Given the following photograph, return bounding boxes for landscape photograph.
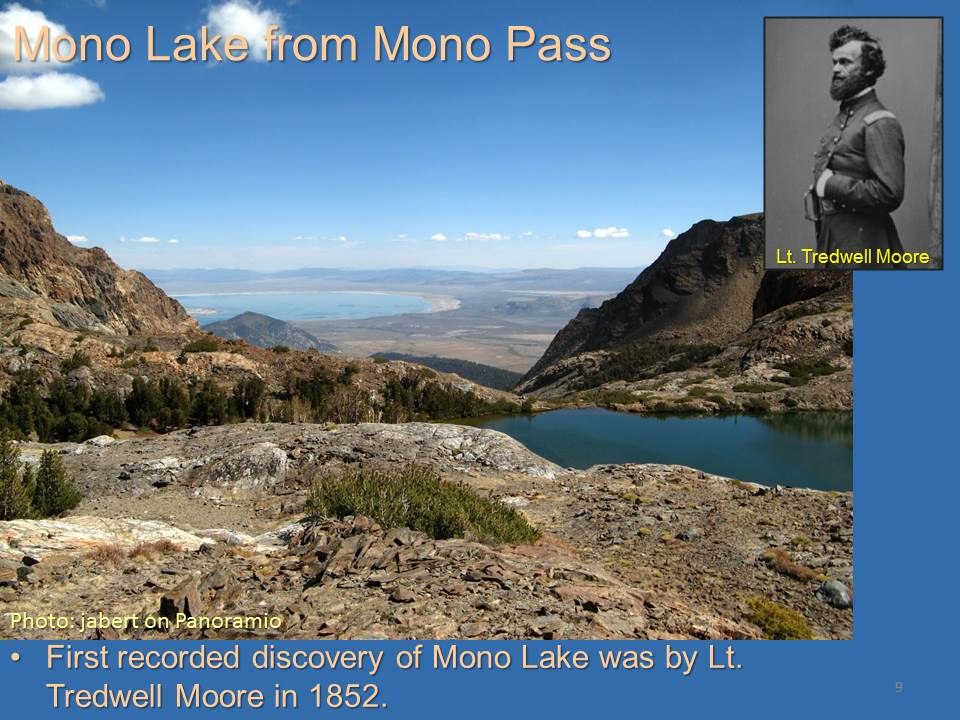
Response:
[1,1,852,641]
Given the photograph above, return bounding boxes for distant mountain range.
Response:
[205,312,337,352]
[143,266,644,295]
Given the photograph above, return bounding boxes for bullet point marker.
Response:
[10,652,20,662]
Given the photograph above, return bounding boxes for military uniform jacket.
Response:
[813,88,905,253]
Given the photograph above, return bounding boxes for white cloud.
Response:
[661,228,676,238]
[167,238,180,244]
[593,226,629,239]
[0,72,104,110]
[0,5,106,110]
[207,1,283,62]
[66,235,89,244]
[464,231,509,242]
[430,233,447,242]
[576,226,630,239]
[0,3,69,73]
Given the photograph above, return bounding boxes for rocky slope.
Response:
[206,312,337,352]
[520,214,766,388]
[517,214,852,411]
[1,424,852,640]
[0,181,197,337]
[0,182,516,421]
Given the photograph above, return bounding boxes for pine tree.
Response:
[32,449,82,517]
[0,437,34,520]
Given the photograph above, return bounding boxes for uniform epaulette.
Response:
[864,110,896,125]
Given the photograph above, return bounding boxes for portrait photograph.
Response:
[764,17,943,270]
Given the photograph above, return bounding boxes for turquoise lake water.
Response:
[462,408,852,491]
[173,291,433,325]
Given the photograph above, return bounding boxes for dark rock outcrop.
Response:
[518,213,853,397]
[752,270,852,320]
[520,215,765,389]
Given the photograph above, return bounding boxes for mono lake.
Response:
[462,408,852,491]
[173,291,433,325]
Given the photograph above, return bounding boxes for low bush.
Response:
[61,351,92,372]
[309,465,540,544]
[129,539,178,559]
[87,544,125,567]
[732,383,782,394]
[772,360,841,387]
[761,548,819,582]
[745,596,812,639]
[182,337,220,353]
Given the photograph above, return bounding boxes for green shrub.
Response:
[572,342,722,391]
[191,379,229,425]
[270,345,291,354]
[232,376,266,420]
[770,359,842,390]
[742,397,771,413]
[732,383,782,394]
[745,596,812,640]
[337,364,359,385]
[182,337,220,353]
[705,394,736,412]
[309,465,540,544]
[61,350,92,372]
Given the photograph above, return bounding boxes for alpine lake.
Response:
[459,408,852,491]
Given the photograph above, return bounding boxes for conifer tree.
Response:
[32,449,82,517]
[0,437,34,520]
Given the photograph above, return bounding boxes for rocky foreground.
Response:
[0,423,852,640]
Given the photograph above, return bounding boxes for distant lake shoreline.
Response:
[173,290,458,325]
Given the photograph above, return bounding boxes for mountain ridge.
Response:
[0,181,197,337]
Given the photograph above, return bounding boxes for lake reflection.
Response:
[461,408,852,491]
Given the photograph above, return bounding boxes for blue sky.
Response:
[0,0,904,270]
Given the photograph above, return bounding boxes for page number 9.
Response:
[895,682,904,693]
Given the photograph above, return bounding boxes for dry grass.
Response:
[86,544,125,567]
[762,548,819,582]
[128,539,178,559]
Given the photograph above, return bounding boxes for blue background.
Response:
[1,0,956,716]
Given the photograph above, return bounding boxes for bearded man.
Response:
[810,25,905,256]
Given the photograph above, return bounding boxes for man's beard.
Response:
[830,67,873,102]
